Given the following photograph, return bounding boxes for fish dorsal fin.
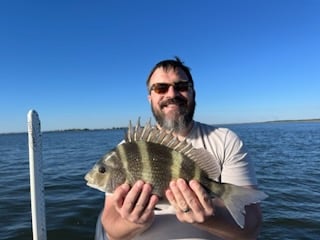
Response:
[125,119,221,180]
[125,120,133,142]
[185,147,221,180]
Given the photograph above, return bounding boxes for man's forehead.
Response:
[151,66,189,80]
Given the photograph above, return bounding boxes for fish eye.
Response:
[98,166,106,173]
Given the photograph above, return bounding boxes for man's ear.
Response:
[147,95,151,104]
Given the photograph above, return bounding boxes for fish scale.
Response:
[141,141,175,195]
[85,120,268,228]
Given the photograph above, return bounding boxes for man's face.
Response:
[148,66,195,133]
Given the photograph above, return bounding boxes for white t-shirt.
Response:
[95,122,257,240]
[187,122,257,186]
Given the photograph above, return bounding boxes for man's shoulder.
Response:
[191,121,241,145]
[194,121,232,135]
[194,121,215,130]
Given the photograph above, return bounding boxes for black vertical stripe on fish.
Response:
[117,142,143,182]
[136,141,153,183]
[145,141,173,196]
[179,155,196,181]
[85,119,268,229]
[199,169,213,194]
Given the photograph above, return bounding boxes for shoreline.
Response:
[1,118,320,135]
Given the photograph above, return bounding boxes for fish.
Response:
[85,119,268,228]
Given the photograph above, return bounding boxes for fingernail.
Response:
[177,178,186,186]
[189,179,197,187]
[121,183,130,191]
[170,181,176,188]
[136,180,144,187]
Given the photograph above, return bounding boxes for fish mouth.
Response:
[86,182,106,192]
[84,173,90,181]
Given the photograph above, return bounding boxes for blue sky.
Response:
[1,0,319,133]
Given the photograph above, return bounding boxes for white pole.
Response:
[28,110,47,240]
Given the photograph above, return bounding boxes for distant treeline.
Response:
[46,126,127,133]
[263,119,320,123]
[2,119,320,135]
[48,119,320,133]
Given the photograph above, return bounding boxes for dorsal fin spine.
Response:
[125,119,221,181]
[173,141,184,150]
[127,120,133,142]
[134,118,141,141]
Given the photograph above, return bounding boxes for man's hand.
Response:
[165,178,214,223]
[112,180,159,225]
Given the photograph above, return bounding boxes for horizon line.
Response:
[1,118,320,135]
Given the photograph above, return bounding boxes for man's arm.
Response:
[166,179,263,240]
[101,181,159,240]
[196,199,262,240]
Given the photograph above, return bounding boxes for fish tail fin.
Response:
[217,183,268,228]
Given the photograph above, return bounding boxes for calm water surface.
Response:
[1,122,319,239]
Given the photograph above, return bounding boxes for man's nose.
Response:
[165,85,180,97]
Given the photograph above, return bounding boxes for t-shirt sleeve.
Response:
[220,129,257,186]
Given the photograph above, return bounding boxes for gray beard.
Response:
[151,101,195,134]
[161,114,188,133]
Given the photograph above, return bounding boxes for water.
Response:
[1,122,319,239]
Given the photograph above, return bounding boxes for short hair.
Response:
[146,56,194,88]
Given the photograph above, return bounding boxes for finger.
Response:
[113,183,130,209]
[169,179,189,212]
[122,180,144,213]
[165,188,177,207]
[132,183,153,215]
[129,183,159,224]
[189,180,214,215]
[176,179,202,213]
[165,183,182,212]
[138,194,159,223]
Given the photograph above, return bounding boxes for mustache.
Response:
[160,97,187,108]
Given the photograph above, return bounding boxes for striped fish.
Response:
[84,120,267,228]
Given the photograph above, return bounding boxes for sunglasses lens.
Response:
[153,83,170,94]
[175,82,190,92]
[150,82,192,94]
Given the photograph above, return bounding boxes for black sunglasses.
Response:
[149,81,193,94]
